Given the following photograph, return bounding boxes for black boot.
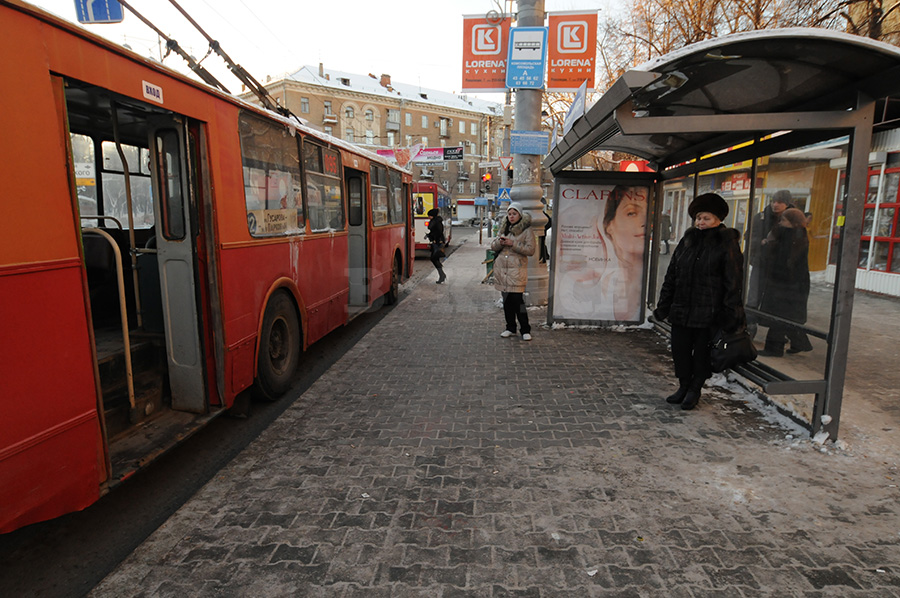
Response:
[665,379,691,404]
[436,268,446,284]
[681,387,702,410]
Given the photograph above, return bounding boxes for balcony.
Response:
[323,114,338,125]
[385,121,400,132]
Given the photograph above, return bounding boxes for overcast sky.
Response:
[28,0,611,101]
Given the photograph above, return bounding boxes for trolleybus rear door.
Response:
[148,117,206,412]
[347,169,368,307]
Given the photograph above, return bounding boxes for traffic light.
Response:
[481,172,492,193]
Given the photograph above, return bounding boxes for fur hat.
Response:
[688,193,729,221]
[772,189,792,205]
[427,208,440,217]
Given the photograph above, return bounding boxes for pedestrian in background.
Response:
[746,190,793,336]
[491,202,536,340]
[426,208,446,284]
[539,200,551,263]
[759,207,813,356]
[659,210,672,254]
[653,193,745,410]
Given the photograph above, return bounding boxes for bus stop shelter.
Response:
[544,28,900,440]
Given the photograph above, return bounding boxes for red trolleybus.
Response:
[0,0,413,533]
[412,181,452,257]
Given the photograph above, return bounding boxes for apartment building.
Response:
[250,64,504,207]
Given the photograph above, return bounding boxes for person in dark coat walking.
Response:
[759,208,813,356]
[653,193,745,410]
[426,208,446,284]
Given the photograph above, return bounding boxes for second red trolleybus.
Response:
[0,0,413,533]
[412,181,453,257]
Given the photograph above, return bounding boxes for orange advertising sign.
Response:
[547,11,597,92]
[462,15,511,92]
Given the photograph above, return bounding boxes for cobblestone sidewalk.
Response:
[90,232,900,598]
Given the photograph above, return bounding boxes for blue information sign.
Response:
[511,130,550,155]
[74,0,124,24]
[505,27,548,89]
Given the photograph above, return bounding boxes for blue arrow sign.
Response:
[75,0,124,23]
[505,27,548,89]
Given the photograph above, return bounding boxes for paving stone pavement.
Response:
[90,230,900,598]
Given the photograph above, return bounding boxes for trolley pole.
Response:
[511,0,548,306]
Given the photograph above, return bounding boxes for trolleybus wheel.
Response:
[385,256,400,305]
[256,291,300,400]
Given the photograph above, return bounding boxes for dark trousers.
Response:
[765,324,812,354]
[430,244,443,271]
[670,324,713,389]
[502,292,530,334]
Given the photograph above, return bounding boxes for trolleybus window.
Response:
[303,142,345,232]
[239,112,304,237]
[348,176,364,226]
[99,139,153,228]
[389,170,404,224]
[155,130,186,240]
[71,133,99,225]
[371,164,389,226]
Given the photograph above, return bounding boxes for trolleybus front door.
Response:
[148,118,206,412]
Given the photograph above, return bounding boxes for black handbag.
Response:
[709,328,758,373]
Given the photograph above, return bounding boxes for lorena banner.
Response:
[546,11,598,92]
[461,15,512,92]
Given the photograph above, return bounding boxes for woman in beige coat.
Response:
[490,202,536,340]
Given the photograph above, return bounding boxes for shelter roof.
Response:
[545,28,900,174]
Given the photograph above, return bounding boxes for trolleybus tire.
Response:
[255,291,300,401]
[385,255,401,305]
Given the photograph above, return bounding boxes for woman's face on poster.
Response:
[605,187,647,257]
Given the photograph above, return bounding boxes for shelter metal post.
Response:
[819,94,876,440]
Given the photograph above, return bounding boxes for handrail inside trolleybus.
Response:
[80,215,124,229]
[82,228,136,415]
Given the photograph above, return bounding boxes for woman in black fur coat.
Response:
[653,193,745,410]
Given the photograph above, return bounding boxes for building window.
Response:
[365,109,374,121]
[405,135,413,146]
[457,182,465,193]
[366,130,375,145]
[405,112,412,126]
[459,120,465,134]
[443,162,449,171]
[470,182,477,194]
[387,109,400,123]
[324,126,333,135]
[324,101,333,115]
[300,97,310,113]
[471,123,477,135]
[440,118,449,137]
[422,136,428,146]
[422,115,428,128]
[387,132,396,146]
[345,106,354,119]
[345,130,354,143]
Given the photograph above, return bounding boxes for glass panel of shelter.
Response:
[656,137,848,388]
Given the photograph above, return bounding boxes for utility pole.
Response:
[511,0,548,306]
